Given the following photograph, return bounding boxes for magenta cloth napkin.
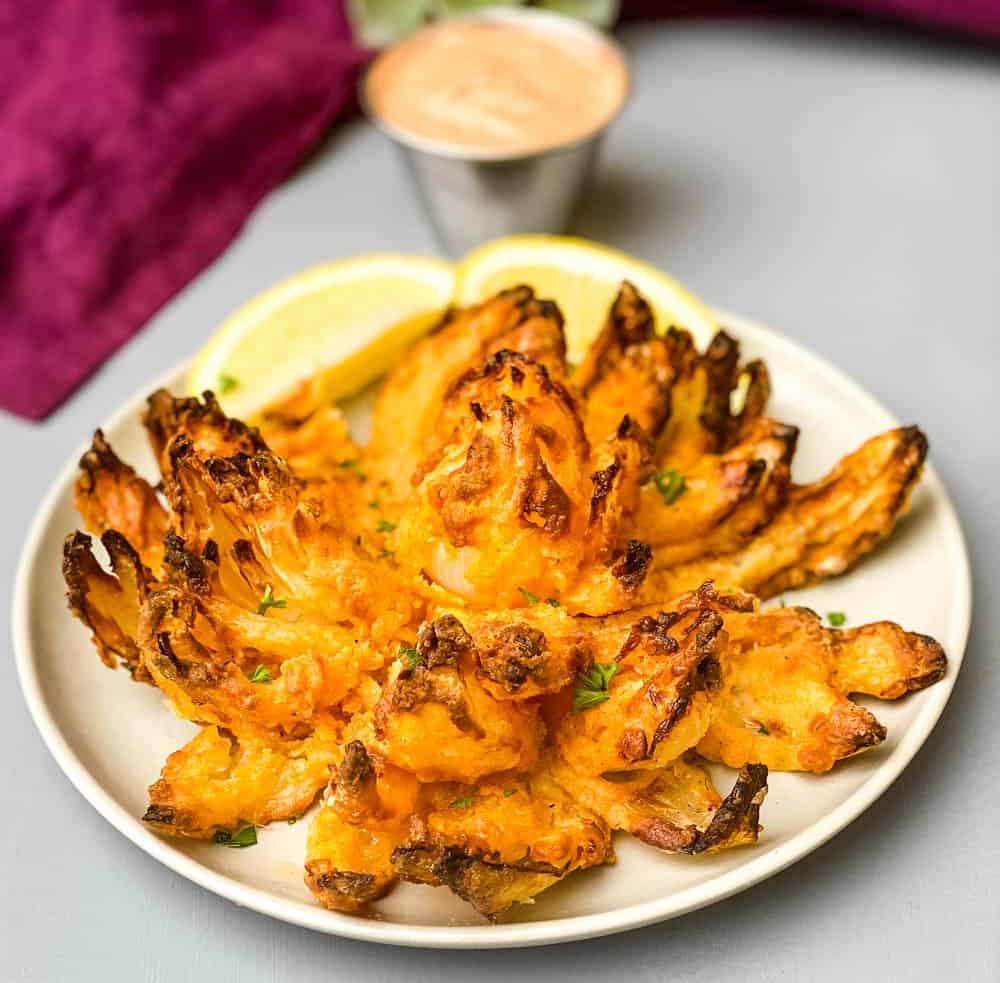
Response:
[0,0,367,420]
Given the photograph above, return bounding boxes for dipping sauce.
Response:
[364,18,629,158]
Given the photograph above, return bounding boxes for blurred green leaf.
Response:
[537,0,620,28]
[432,0,528,15]
[348,0,432,46]
[349,0,620,46]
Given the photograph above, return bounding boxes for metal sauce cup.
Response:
[360,8,631,256]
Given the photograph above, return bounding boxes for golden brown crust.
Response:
[63,529,152,679]
[694,605,932,773]
[391,773,613,918]
[74,430,168,572]
[143,723,339,838]
[60,280,949,921]
[550,755,767,855]
[305,746,419,913]
[640,425,928,603]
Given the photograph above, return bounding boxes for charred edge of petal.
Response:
[699,330,741,443]
[162,532,211,593]
[478,624,548,692]
[611,540,652,592]
[141,804,176,826]
[589,458,622,525]
[686,763,769,854]
[77,429,130,490]
[609,281,656,347]
[308,864,382,906]
[519,456,572,537]
[416,615,474,669]
[338,741,375,794]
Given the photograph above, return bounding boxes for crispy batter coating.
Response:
[398,350,651,614]
[63,529,152,679]
[696,605,945,772]
[575,282,675,444]
[367,286,567,499]
[550,584,752,776]
[639,426,928,602]
[550,754,767,854]
[61,280,949,920]
[392,770,613,918]
[74,430,168,572]
[370,616,542,782]
[247,375,363,483]
[305,742,419,913]
[143,723,340,838]
[154,399,419,639]
[634,416,797,565]
[138,582,383,737]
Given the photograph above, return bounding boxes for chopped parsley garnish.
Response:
[572,662,621,712]
[449,794,474,809]
[652,468,686,505]
[827,611,847,627]
[779,596,786,608]
[518,586,540,606]
[400,645,422,669]
[214,825,257,848]
[257,585,287,615]
[376,519,397,534]
[757,723,770,736]
[247,664,272,684]
[337,459,366,481]
[377,548,395,560]
[367,499,380,510]
[287,816,298,825]
[545,597,560,607]
[503,788,518,798]
[217,373,239,395]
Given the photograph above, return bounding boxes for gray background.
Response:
[3,19,998,982]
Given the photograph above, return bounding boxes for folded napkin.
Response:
[0,0,367,420]
[2,1,995,421]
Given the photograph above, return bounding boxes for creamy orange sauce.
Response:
[365,19,629,156]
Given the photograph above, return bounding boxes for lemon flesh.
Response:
[187,255,455,419]
[455,235,719,362]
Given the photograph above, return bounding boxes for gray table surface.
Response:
[3,19,998,983]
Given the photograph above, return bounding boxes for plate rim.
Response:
[12,308,973,949]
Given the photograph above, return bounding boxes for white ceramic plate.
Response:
[13,309,971,948]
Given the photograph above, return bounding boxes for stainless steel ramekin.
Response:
[360,7,631,256]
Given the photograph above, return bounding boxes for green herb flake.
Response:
[257,584,287,616]
[400,645,422,670]
[827,611,847,627]
[449,794,474,809]
[503,788,518,798]
[367,499,381,510]
[214,825,257,848]
[572,661,621,713]
[518,586,540,606]
[779,596,786,608]
[247,664,272,684]
[377,548,396,560]
[652,468,686,506]
[545,597,560,607]
[376,519,397,534]
[337,459,366,481]
[217,373,239,395]
[287,816,298,826]
[757,723,770,736]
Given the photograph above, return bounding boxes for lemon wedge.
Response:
[455,235,719,362]
[187,255,455,418]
